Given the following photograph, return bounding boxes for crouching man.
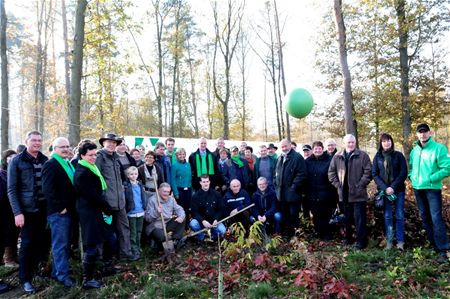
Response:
[145,183,185,249]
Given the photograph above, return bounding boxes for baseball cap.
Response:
[416,123,430,132]
[302,144,312,151]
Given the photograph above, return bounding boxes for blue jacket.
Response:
[123,181,147,213]
[155,155,172,185]
[223,189,251,214]
[251,187,278,218]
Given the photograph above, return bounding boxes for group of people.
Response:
[0,122,449,294]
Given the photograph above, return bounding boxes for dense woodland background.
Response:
[0,0,449,157]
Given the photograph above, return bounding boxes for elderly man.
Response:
[274,139,307,237]
[190,175,226,240]
[189,137,219,191]
[145,183,185,249]
[42,137,77,288]
[409,123,450,262]
[223,179,251,228]
[328,134,372,250]
[267,143,278,160]
[96,133,135,260]
[115,141,136,179]
[213,137,229,163]
[8,131,49,293]
[325,138,338,157]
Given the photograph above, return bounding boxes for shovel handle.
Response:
[153,176,170,242]
[186,203,255,238]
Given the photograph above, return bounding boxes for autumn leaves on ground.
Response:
[1,185,449,298]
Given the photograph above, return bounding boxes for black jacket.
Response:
[223,188,251,215]
[372,150,407,193]
[7,150,48,215]
[118,152,137,182]
[274,149,307,202]
[189,149,220,190]
[305,153,335,202]
[191,188,224,223]
[74,163,110,246]
[42,157,77,215]
[251,187,278,218]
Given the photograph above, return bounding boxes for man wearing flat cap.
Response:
[96,133,136,260]
[409,123,450,263]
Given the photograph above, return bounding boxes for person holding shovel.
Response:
[145,183,185,251]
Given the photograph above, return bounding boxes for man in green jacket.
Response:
[409,123,450,262]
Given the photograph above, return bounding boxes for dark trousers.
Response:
[150,218,186,242]
[177,187,192,214]
[310,200,334,239]
[112,208,132,257]
[343,201,367,247]
[19,210,50,283]
[279,201,300,237]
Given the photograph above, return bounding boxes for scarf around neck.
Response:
[52,152,75,184]
[382,148,394,184]
[195,152,214,177]
[231,155,244,167]
[78,159,107,190]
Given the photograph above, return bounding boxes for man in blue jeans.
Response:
[409,123,450,263]
[190,175,226,240]
[42,137,77,287]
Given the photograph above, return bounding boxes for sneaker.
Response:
[386,242,393,250]
[396,242,404,251]
[0,282,11,294]
[22,281,36,294]
[82,279,104,289]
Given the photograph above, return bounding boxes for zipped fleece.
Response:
[409,137,450,190]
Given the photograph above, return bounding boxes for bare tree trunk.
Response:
[187,41,199,136]
[273,0,290,140]
[61,0,71,128]
[211,0,244,140]
[0,0,9,151]
[395,0,412,159]
[68,0,87,146]
[263,76,268,141]
[333,0,357,141]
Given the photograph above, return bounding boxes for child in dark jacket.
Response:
[124,166,146,258]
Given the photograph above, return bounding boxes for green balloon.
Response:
[285,88,314,119]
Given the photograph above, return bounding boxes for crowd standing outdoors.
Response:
[0,123,449,294]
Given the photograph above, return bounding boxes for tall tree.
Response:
[61,0,71,128]
[333,0,358,140]
[212,0,244,139]
[69,0,87,146]
[0,0,8,151]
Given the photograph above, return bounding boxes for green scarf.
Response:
[52,153,75,184]
[382,148,394,184]
[195,153,215,177]
[78,159,107,190]
[231,155,244,167]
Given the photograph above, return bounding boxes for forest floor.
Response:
[1,183,449,299]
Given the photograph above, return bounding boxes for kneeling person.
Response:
[223,179,251,229]
[190,175,226,240]
[251,177,281,234]
[145,183,185,248]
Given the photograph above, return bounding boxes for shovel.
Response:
[153,177,175,254]
[180,203,255,243]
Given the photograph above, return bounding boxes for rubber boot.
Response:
[82,256,104,289]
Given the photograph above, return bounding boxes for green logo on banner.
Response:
[135,137,144,146]
[150,137,159,146]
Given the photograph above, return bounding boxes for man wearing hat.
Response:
[267,143,278,160]
[409,123,450,262]
[302,144,312,159]
[96,133,135,260]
